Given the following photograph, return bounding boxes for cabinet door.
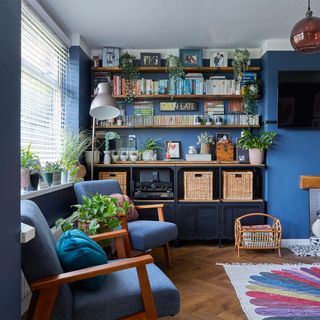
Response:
[177,204,219,240]
[221,203,265,240]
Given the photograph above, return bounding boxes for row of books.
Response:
[96,114,259,127]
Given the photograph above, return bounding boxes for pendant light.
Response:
[290,0,320,53]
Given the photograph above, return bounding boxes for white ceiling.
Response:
[38,0,317,51]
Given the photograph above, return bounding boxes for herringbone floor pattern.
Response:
[151,242,319,320]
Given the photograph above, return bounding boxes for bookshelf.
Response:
[112,94,243,100]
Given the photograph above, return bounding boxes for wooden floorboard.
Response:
[150,242,319,320]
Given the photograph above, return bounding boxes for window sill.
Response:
[21,183,73,200]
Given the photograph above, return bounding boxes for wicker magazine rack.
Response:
[234,213,282,257]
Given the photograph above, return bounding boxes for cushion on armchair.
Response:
[56,229,108,290]
[111,193,139,221]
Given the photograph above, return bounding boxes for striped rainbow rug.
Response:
[220,263,320,320]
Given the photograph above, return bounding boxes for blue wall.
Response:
[0,0,21,318]
[262,51,320,239]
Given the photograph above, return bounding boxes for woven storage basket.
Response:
[99,171,127,195]
[223,170,253,200]
[184,171,213,200]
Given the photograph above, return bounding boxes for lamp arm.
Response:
[91,117,96,180]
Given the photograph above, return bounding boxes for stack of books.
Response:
[205,76,239,95]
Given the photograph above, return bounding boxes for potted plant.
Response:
[104,131,120,164]
[129,150,138,162]
[85,135,104,165]
[242,80,261,119]
[141,138,163,161]
[233,49,250,81]
[197,132,215,154]
[236,129,277,164]
[52,161,62,185]
[166,55,184,96]
[21,144,39,191]
[120,51,139,104]
[29,159,41,191]
[42,162,55,187]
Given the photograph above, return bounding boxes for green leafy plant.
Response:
[21,143,39,169]
[197,132,215,145]
[165,55,185,80]
[233,49,250,81]
[120,51,139,104]
[236,129,277,151]
[105,131,120,151]
[242,80,261,116]
[43,161,56,173]
[55,193,132,235]
[141,138,163,152]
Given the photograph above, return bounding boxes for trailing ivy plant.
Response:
[236,129,277,151]
[165,55,185,80]
[119,51,139,104]
[233,49,250,81]
[242,79,261,118]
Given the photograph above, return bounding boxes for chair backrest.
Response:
[21,200,73,319]
[74,180,123,203]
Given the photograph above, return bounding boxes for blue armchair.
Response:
[21,200,180,319]
[74,180,178,266]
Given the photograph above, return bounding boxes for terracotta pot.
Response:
[200,143,211,154]
[21,168,31,191]
[249,149,264,164]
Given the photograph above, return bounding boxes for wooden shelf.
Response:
[221,199,264,203]
[92,66,261,74]
[112,94,243,101]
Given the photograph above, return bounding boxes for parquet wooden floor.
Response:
[151,242,319,320]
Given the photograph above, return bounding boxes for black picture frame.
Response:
[165,141,181,159]
[140,53,161,67]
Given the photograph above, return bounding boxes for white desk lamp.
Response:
[89,82,120,179]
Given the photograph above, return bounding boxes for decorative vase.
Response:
[85,151,100,164]
[312,212,320,238]
[104,151,111,164]
[61,171,68,184]
[142,150,154,161]
[21,168,31,191]
[200,143,211,154]
[249,149,264,164]
[52,172,61,185]
[29,172,39,191]
[42,172,53,187]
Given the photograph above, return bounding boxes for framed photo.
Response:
[210,51,228,67]
[179,49,203,67]
[140,53,161,67]
[216,133,230,142]
[102,47,120,67]
[166,141,181,159]
[236,138,249,163]
[160,102,198,112]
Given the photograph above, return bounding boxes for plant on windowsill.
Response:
[233,48,250,81]
[42,161,56,187]
[51,161,63,185]
[197,132,215,154]
[236,129,277,164]
[21,143,39,191]
[140,138,163,161]
[119,51,139,104]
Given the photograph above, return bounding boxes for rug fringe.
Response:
[216,262,320,266]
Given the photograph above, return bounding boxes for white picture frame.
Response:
[210,51,228,67]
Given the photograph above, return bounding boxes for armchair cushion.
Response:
[128,220,178,251]
[72,262,180,320]
[57,229,108,290]
[111,193,139,221]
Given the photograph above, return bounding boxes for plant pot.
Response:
[21,168,31,191]
[249,148,264,164]
[103,151,111,164]
[129,154,138,161]
[85,151,100,164]
[29,173,39,191]
[200,143,211,154]
[52,172,61,185]
[61,171,68,184]
[142,150,155,161]
[42,172,53,186]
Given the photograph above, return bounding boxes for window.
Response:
[21,1,70,164]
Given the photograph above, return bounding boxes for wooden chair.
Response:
[21,200,180,320]
[74,180,178,267]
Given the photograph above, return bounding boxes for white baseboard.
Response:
[281,239,310,248]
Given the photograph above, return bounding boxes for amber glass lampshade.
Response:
[290,6,320,53]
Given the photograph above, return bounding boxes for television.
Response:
[278,71,320,128]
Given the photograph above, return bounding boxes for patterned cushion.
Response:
[111,193,139,221]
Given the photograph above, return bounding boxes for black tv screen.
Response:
[278,71,320,128]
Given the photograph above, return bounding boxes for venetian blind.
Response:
[21,1,70,164]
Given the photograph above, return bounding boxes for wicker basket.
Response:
[234,213,282,257]
[99,171,127,195]
[223,170,253,200]
[184,171,213,200]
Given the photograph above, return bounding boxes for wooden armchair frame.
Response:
[118,204,172,267]
[28,229,157,320]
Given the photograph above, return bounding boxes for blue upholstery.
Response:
[73,263,180,320]
[128,220,178,251]
[21,200,73,320]
[21,200,180,319]
[74,180,179,252]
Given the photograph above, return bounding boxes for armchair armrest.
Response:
[135,204,165,222]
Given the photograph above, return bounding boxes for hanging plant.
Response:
[119,51,139,104]
[233,49,250,81]
[165,55,185,80]
[242,80,261,118]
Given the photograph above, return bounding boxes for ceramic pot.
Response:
[142,150,154,161]
[61,171,68,184]
[52,172,61,185]
[200,143,211,154]
[29,172,39,191]
[130,154,138,161]
[249,149,264,164]
[312,212,320,238]
[111,154,119,163]
[21,168,31,191]
[85,151,100,164]
[104,151,111,164]
[42,172,53,186]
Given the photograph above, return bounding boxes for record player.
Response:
[134,170,174,200]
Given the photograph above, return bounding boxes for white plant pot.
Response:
[249,149,264,164]
[312,218,320,238]
[61,171,68,184]
[142,150,155,161]
[130,154,138,161]
[103,151,111,164]
[85,151,100,164]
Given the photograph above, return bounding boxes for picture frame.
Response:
[216,133,230,142]
[102,47,120,67]
[236,138,249,163]
[210,51,228,67]
[166,141,181,159]
[179,49,203,67]
[140,52,161,67]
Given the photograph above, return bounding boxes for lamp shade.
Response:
[89,82,120,120]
